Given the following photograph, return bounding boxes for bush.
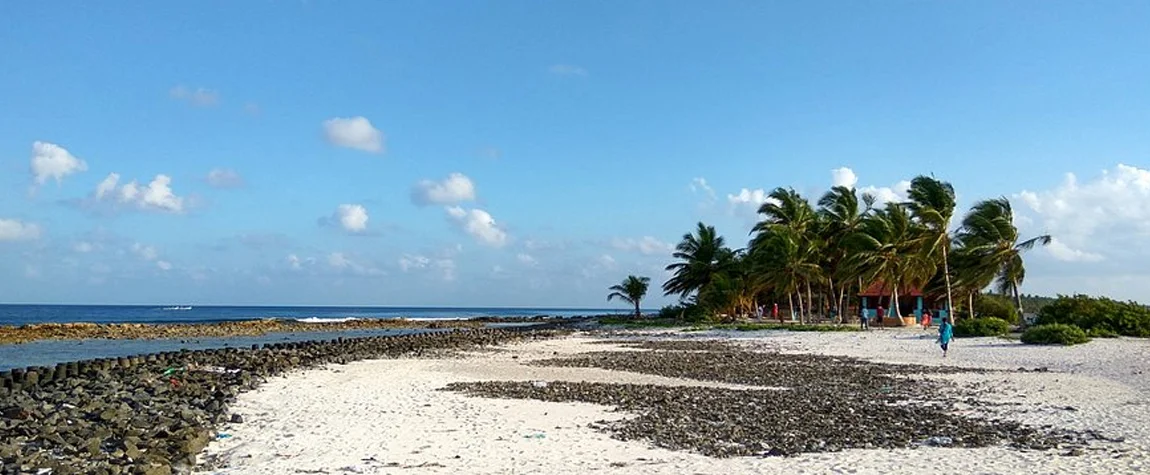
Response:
[657,303,708,323]
[974,294,1019,324]
[1086,327,1119,338]
[953,317,1011,337]
[685,323,859,333]
[1036,294,1150,337]
[1021,323,1091,346]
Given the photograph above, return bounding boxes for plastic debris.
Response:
[217,433,233,440]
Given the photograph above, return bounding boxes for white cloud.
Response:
[95,173,119,199]
[549,64,588,77]
[1016,164,1150,263]
[155,260,173,271]
[326,204,369,233]
[860,180,911,206]
[327,252,385,276]
[131,243,159,261]
[398,253,456,281]
[0,219,42,241]
[689,177,716,201]
[581,254,618,279]
[830,167,859,189]
[522,239,565,252]
[445,206,508,247]
[398,254,430,272]
[727,188,775,217]
[411,173,477,206]
[323,116,384,153]
[611,236,674,256]
[170,85,219,107]
[205,168,244,188]
[328,252,352,268]
[286,254,316,271]
[1045,239,1104,263]
[30,141,88,186]
[72,241,95,253]
[517,253,538,266]
[94,173,185,213]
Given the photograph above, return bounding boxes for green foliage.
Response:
[1086,327,1119,338]
[597,317,686,328]
[656,302,708,323]
[1035,294,1150,337]
[663,222,738,299]
[974,294,1019,323]
[607,275,651,318]
[687,323,860,333]
[1019,294,1057,314]
[953,317,1011,337]
[1021,323,1090,346]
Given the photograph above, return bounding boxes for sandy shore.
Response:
[198,330,1150,474]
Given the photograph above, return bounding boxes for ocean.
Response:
[0,304,630,326]
[0,304,636,371]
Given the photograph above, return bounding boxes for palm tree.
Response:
[846,202,935,322]
[695,254,763,321]
[817,185,870,321]
[663,222,737,299]
[946,243,998,320]
[752,188,821,320]
[753,227,823,323]
[607,275,651,318]
[955,197,1051,320]
[753,187,817,236]
[906,176,957,317]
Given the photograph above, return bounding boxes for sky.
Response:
[1,1,1149,308]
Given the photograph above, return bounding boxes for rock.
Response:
[0,327,566,473]
[926,436,953,447]
[229,414,244,424]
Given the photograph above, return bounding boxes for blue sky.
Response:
[2,1,1149,308]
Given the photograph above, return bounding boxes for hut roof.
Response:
[858,281,923,297]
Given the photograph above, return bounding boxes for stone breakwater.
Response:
[0,326,568,475]
[0,318,489,345]
[446,339,1108,457]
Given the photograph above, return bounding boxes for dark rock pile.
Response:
[0,327,566,474]
[0,318,489,345]
[445,340,1098,457]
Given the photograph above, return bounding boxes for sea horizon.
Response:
[0,303,649,327]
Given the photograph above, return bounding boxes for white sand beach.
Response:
[198,330,1150,474]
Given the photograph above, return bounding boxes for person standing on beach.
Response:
[937,318,954,357]
[922,310,932,329]
[859,306,869,330]
[772,303,780,323]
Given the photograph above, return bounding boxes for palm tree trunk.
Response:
[942,245,954,321]
[968,291,975,320]
[634,300,641,319]
[1012,280,1025,323]
[806,281,815,320]
[799,288,807,324]
[892,287,902,320]
[787,293,795,323]
[795,290,803,324]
